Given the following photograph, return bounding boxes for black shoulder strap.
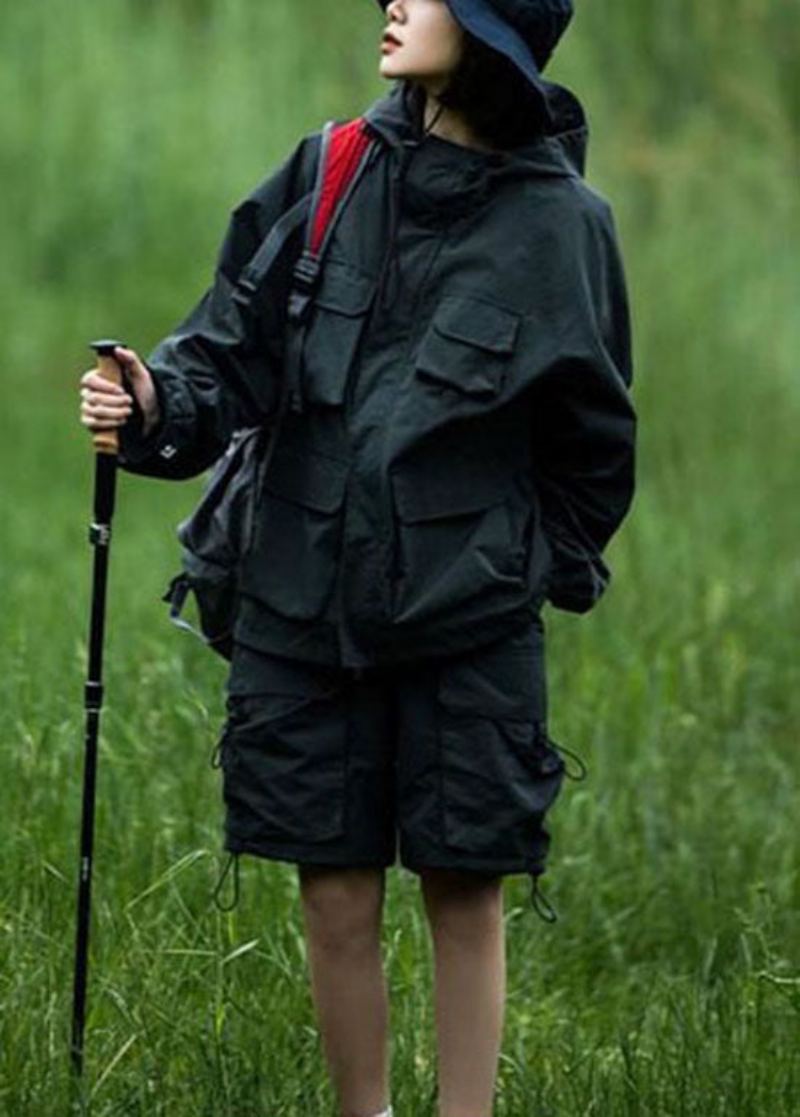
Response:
[230,191,312,312]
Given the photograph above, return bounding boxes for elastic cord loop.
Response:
[212,852,241,912]
[550,739,589,782]
[529,873,558,923]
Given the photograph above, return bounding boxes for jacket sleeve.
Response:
[530,196,637,613]
[117,132,321,481]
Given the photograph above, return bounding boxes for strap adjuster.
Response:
[292,249,321,291]
[287,250,321,326]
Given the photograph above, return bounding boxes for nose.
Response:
[385,0,405,22]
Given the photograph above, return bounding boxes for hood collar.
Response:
[362,79,590,311]
[363,78,590,180]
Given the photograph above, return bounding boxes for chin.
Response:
[379,60,409,80]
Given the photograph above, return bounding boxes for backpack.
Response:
[160,117,378,660]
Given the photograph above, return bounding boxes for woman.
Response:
[78,1,635,1115]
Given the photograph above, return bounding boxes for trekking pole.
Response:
[70,339,126,1095]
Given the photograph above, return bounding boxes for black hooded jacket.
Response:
[118,79,636,669]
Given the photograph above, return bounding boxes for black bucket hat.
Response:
[375,0,574,103]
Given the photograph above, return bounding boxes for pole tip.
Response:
[89,338,126,357]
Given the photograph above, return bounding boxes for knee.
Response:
[298,865,385,951]
[419,868,504,941]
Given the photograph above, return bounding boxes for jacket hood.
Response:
[361,79,590,309]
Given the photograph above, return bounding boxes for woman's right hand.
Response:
[79,345,161,438]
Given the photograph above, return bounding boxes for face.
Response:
[379,0,465,95]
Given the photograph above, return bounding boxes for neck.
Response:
[422,90,497,153]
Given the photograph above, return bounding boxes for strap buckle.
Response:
[287,250,321,324]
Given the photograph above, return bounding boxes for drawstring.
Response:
[212,851,241,912]
[376,145,413,311]
[549,737,589,782]
[210,726,227,769]
[529,872,558,923]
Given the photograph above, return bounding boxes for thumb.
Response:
[113,345,148,379]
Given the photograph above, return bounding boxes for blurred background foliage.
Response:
[1,1,799,1113]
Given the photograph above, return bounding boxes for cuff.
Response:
[542,519,611,614]
[117,366,176,467]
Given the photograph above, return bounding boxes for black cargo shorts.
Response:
[210,614,572,919]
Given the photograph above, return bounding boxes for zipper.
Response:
[381,236,446,618]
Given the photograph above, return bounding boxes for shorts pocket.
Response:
[435,625,564,863]
[438,718,565,860]
[414,296,520,401]
[241,448,349,622]
[301,258,375,406]
[219,685,348,844]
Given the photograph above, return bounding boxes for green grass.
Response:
[1,1,799,1114]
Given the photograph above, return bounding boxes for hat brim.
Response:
[374,0,550,105]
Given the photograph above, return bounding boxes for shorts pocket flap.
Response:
[313,259,375,316]
[263,449,349,514]
[391,458,511,523]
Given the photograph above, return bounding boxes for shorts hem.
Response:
[225,836,394,870]
[400,854,537,877]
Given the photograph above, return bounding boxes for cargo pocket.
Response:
[414,295,521,402]
[301,258,376,407]
[241,447,349,622]
[388,456,525,623]
[435,624,565,865]
[219,684,348,845]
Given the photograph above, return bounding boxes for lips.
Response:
[382,31,402,46]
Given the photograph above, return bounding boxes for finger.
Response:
[84,410,133,426]
[80,392,131,410]
[82,386,133,403]
[82,371,128,395]
[81,385,133,405]
[81,415,124,431]
[82,407,129,425]
[82,401,133,420]
[113,346,139,370]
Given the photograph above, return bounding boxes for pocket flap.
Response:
[391,457,512,522]
[313,259,375,317]
[415,297,521,398]
[263,449,349,514]
[431,297,520,353]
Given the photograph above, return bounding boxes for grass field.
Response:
[1,1,799,1114]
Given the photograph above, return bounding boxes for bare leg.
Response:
[297,865,391,1117]
[420,868,505,1117]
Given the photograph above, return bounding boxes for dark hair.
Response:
[402,31,550,150]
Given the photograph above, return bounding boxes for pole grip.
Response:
[89,339,126,456]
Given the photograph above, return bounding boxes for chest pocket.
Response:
[301,258,376,407]
[415,296,521,400]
